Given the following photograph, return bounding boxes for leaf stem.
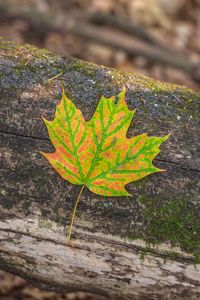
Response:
[68,184,85,241]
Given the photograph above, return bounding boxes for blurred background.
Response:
[0,1,200,300]
[0,0,200,89]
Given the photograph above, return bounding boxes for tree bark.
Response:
[0,38,200,299]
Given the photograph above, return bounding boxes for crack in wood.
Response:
[0,131,199,173]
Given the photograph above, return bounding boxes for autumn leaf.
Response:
[41,87,169,241]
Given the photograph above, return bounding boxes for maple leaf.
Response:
[41,87,169,241]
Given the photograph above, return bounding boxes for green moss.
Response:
[136,196,200,262]
[0,38,53,60]
[38,218,53,229]
[0,39,58,81]
[21,199,32,215]
[106,68,174,92]
[145,78,179,92]
[71,59,99,78]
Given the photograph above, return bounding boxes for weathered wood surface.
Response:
[0,39,200,299]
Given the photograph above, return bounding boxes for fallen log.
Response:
[0,38,200,300]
